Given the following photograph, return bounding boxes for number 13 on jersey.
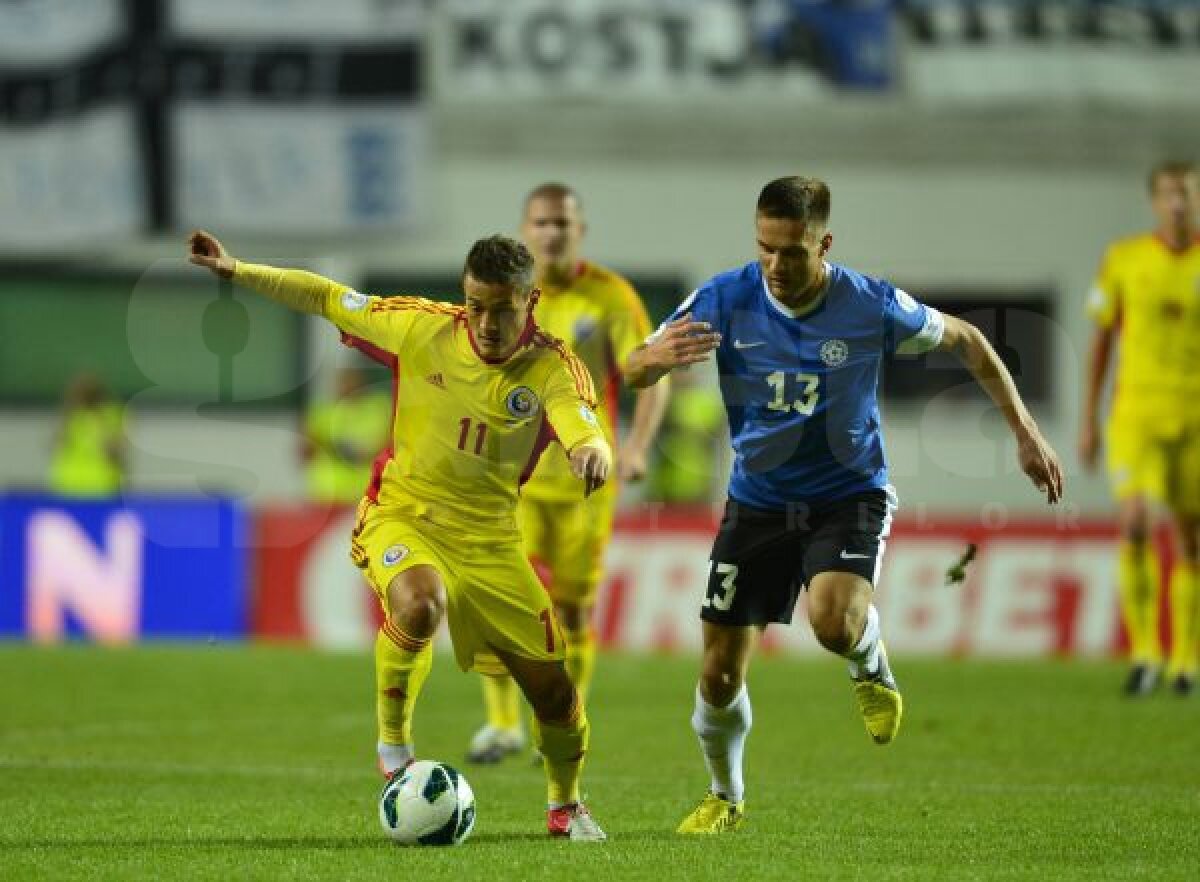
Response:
[766,371,820,416]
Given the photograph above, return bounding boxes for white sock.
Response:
[377,741,414,775]
[691,684,752,803]
[846,604,881,680]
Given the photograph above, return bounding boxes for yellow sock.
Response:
[564,626,597,705]
[534,697,589,806]
[1168,563,1197,677]
[1118,540,1162,665]
[376,621,433,747]
[481,674,522,731]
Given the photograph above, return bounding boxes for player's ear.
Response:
[527,286,541,308]
[819,232,833,255]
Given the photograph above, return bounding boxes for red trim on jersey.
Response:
[464,313,538,365]
[340,332,399,503]
[603,338,620,436]
[1152,230,1200,255]
[518,413,559,489]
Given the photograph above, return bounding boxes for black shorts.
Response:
[700,487,896,627]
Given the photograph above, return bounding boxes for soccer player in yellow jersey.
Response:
[1081,160,1200,697]
[187,230,611,840]
[467,183,669,764]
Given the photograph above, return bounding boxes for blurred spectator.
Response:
[649,366,726,505]
[303,364,391,503]
[48,373,128,497]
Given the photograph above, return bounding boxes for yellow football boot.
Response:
[676,792,745,834]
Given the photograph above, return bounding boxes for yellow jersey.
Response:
[48,403,125,497]
[304,391,392,503]
[522,261,652,501]
[233,262,604,535]
[1087,233,1200,426]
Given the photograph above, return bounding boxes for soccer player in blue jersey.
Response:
[624,176,1064,833]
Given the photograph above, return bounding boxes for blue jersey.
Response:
[657,260,944,509]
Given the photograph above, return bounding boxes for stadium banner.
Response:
[436,0,895,99]
[900,0,1200,105]
[251,505,1136,657]
[0,107,146,248]
[0,494,250,643]
[171,105,429,234]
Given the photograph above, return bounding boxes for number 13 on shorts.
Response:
[704,562,739,611]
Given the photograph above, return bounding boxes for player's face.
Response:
[755,214,831,301]
[1150,172,1200,232]
[521,196,585,274]
[463,273,533,360]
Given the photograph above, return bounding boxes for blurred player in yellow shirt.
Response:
[1080,161,1200,697]
[188,230,611,840]
[468,184,669,763]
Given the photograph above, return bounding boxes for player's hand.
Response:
[570,440,611,497]
[643,314,721,372]
[616,446,649,483]
[187,230,236,279]
[1017,427,1064,504]
[1077,422,1101,473]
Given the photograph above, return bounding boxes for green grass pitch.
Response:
[1,644,1196,881]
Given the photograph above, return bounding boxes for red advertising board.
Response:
[252,505,1171,657]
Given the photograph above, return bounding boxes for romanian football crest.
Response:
[505,386,540,419]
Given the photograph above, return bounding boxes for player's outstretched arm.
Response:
[187,229,340,316]
[937,315,1064,504]
[617,380,669,482]
[1078,324,1115,473]
[623,314,721,388]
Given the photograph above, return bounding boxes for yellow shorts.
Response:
[516,488,615,607]
[1106,417,1200,515]
[350,500,566,675]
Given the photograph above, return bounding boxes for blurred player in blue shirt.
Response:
[625,176,1063,834]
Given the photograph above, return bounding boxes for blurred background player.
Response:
[188,229,612,841]
[302,363,391,504]
[467,183,669,764]
[1080,160,1200,697]
[48,373,128,498]
[626,176,1063,833]
[648,365,727,506]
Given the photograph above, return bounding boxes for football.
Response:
[378,761,476,846]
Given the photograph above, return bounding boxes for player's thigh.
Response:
[1163,430,1200,528]
[546,490,615,614]
[454,542,566,672]
[703,501,807,628]
[806,571,873,640]
[351,501,452,623]
[1106,421,1166,514]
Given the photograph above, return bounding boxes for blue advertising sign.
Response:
[0,494,249,642]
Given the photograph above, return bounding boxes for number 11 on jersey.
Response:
[457,417,487,455]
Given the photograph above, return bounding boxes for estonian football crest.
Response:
[820,339,849,367]
[505,386,540,419]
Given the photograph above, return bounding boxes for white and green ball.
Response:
[379,761,476,846]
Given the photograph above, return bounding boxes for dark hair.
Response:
[1148,160,1197,192]
[524,181,582,211]
[756,176,831,226]
[463,234,536,292]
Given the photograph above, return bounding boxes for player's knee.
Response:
[1119,501,1151,543]
[810,606,860,655]
[529,671,577,723]
[700,652,742,707]
[387,575,445,637]
[555,602,587,633]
